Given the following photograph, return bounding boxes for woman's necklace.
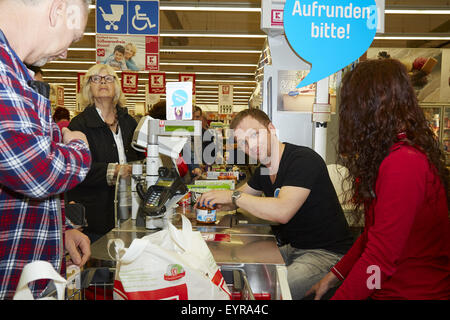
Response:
[105,112,118,133]
[104,111,117,125]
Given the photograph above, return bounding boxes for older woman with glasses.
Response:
[67,64,144,243]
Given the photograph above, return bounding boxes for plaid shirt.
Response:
[0,30,91,299]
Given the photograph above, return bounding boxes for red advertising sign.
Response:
[178,73,196,95]
[121,72,139,94]
[77,73,86,93]
[56,86,64,106]
[149,72,166,94]
[271,9,284,26]
[145,36,159,54]
[145,36,160,71]
[146,53,159,71]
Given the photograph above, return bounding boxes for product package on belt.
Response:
[108,215,231,300]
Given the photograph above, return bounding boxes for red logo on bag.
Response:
[164,264,186,281]
[114,280,188,300]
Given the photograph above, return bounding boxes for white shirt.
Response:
[95,107,126,164]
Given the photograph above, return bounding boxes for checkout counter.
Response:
[86,175,292,300]
[80,116,291,300]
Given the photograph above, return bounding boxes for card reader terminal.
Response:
[135,167,188,226]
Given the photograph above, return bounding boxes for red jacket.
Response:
[331,142,450,300]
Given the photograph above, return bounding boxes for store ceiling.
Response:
[42,0,450,112]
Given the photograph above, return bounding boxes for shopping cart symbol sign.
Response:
[96,0,128,34]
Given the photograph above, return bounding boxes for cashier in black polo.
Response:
[196,108,353,300]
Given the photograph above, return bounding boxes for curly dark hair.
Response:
[338,58,449,213]
[148,101,166,120]
[53,106,70,122]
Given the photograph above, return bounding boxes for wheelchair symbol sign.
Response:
[128,0,159,35]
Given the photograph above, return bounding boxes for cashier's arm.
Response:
[198,184,310,224]
[237,185,310,224]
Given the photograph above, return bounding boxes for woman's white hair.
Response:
[79,64,127,110]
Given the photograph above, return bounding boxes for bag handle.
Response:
[109,216,196,263]
[13,261,67,300]
[108,238,151,263]
[107,238,127,261]
[167,215,195,252]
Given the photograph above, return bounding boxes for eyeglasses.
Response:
[89,75,115,83]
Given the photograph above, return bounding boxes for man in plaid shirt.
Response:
[0,0,92,299]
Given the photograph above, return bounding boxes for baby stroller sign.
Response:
[96,0,159,35]
[97,1,128,34]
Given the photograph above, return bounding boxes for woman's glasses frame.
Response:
[89,75,115,84]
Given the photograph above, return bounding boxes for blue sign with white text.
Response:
[128,0,160,35]
[284,0,378,88]
[96,0,128,34]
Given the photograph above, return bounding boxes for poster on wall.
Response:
[166,82,193,120]
[367,48,443,102]
[96,35,159,71]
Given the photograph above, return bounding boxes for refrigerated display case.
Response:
[420,103,450,165]
[442,105,450,165]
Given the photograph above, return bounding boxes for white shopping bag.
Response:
[109,215,231,300]
[13,261,67,300]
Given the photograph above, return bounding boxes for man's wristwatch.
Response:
[231,191,242,207]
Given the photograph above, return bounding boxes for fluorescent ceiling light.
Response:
[156,71,255,76]
[196,79,256,83]
[161,62,257,67]
[196,86,255,90]
[160,33,266,38]
[43,69,254,76]
[160,5,260,12]
[385,8,450,15]
[89,4,448,15]
[374,34,450,40]
[68,48,96,52]
[44,76,77,80]
[196,104,248,106]
[43,69,88,73]
[89,4,260,12]
[197,90,252,94]
[82,32,265,38]
[47,61,95,65]
[160,49,261,54]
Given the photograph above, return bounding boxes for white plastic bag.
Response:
[110,215,231,300]
[13,261,67,300]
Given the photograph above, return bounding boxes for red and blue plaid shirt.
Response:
[0,30,91,299]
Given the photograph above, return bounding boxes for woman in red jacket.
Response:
[307,58,450,300]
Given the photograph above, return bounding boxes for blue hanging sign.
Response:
[283,0,378,88]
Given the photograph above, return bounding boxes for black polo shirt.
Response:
[247,143,353,255]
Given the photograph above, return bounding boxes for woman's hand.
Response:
[305,271,340,300]
[114,164,132,178]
